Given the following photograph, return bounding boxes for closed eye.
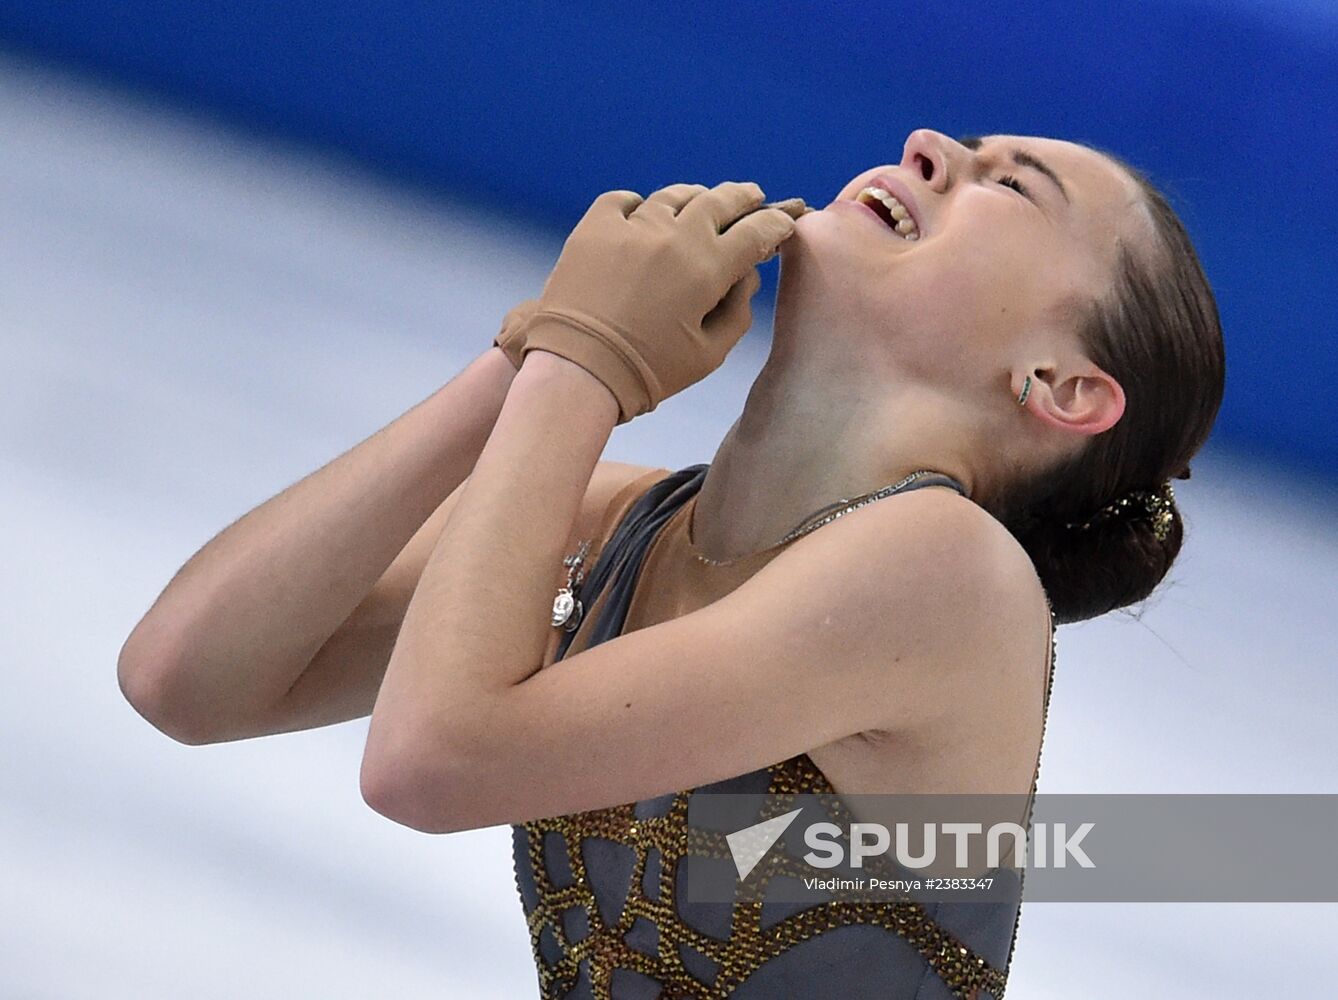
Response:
[998,174,1032,200]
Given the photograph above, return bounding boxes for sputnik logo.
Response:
[726,808,805,880]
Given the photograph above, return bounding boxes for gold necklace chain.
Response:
[693,469,950,566]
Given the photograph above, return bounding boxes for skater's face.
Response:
[776,129,1155,390]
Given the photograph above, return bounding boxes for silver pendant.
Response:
[551,539,590,631]
[551,587,583,631]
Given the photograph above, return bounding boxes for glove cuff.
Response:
[494,299,543,371]
[495,335,529,372]
[519,308,662,424]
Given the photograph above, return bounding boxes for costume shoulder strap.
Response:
[600,467,675,541]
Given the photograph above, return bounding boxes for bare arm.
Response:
[361,349,620,800]
[357,351,1042,834]
[190,457,660,744]
[118,345,520,745]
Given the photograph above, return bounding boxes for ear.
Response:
[1016,360,1125,437]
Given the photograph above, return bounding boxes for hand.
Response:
[516,181,798,424]
[493,298,541,371]
[492,200,810,373]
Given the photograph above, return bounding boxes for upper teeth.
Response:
[856,186,920,240]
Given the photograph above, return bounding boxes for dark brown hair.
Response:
[982,143,1227,625]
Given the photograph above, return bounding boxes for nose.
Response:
[900,129,956,194]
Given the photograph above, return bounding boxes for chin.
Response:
[777,214,841,266]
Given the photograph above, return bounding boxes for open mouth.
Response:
[865,196,902,232]
[854,186,921,241]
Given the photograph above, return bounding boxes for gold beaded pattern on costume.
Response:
[513,594,1057,1000]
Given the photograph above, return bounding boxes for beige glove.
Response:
[515,183,803,423]
[492,199,810,374]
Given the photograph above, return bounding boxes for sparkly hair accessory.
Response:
[1063,479,1177,542]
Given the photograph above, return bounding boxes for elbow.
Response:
[360,749,480,835]
[360,756,447,834]
[117,627,212,747]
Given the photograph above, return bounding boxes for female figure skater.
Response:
[119,129,1225,998]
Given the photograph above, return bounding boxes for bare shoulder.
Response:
[900,484,1048,605]
[583,460,670,516]
[881,484,1050,670]
[755,483,1051,731]
[807,482,1046,611]
[572,461,674,545]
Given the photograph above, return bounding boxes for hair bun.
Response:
[1015,500,1183,625]
[1062,480,1178,543]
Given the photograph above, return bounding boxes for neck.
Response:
[691,342,981,563]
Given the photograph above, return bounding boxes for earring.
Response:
[1016,374,1033,407]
